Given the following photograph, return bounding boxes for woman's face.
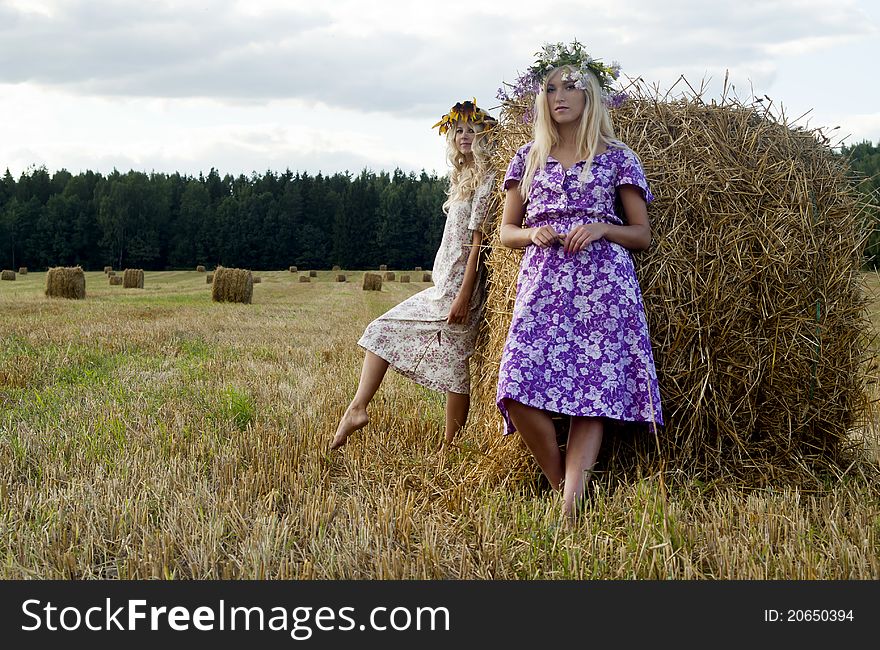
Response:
[454,121,476,155]
[546,68,587,125]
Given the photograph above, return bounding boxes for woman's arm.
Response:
[447,229,483,324]
[499,181,561,249]
[562,185,652,254]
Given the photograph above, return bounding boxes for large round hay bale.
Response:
[253,276,262,284]
[309,270,317,278]
[469,79,872,485]
[45,266,85,299]
[332,265,341,271]
[400,274,410,283]
[379,264,388,271]
[336,274,346,282]
[107,270,116,277]
[384,271,396,281]
[17,267,27,275]
[363,272,383,291]
[1,270,15,281]
[122,268,144,289]
[109,276,123,286]
[103,266,112,274]
[299,275,310,283]
[289,266,298,273]
[211,266,253,303]
[196,265,206,272]
[415,266,422,271]
[422,272,432,282]
[206,273,214,284]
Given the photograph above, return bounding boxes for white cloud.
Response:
[0,0,878,176]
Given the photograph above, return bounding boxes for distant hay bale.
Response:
[336,274,346,282]
[103,266,112,274]
[299,275,310,283]
[415,266,422,271]
[309,270,317,278]
[45,266,85,299]
[196,265,206,272]
[468,78,873,486]
[211,266,253,304]
[379,264,388,271]
[253,276,262,284]
[1,270,15,281]
[122,269,144,289]
[289,266,298,273]
[18,267,27,275]
[206,273,214,284]
[107,270,116,277]
[384,272,396,281]
[332,265,341,271]
[400,274,410,283]
[363,272,383,291]
[422,272,432,282]
[109,276,122,286]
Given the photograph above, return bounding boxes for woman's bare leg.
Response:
[445,391,470,444]
[562,416,604,520]
[330,350,389,450]
[505,399,564,489]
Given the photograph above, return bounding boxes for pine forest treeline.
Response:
[1,141,878,272]
[0,167,448,272]
[842,141,880,268]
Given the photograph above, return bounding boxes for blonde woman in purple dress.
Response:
[496,43,663,520]
[331,100,497,451]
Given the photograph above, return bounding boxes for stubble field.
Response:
[1,270,878,579]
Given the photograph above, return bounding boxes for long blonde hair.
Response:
[443,121,494,213]
[520,65,622,201]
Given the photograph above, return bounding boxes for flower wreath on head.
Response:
[433,98,498,136]
[497,40,626,109]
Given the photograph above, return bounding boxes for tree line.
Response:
[0,167,448,272]
[1,141,878,272]
[841,141,880,268]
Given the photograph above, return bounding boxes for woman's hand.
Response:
[563,223,609,254]
[529,225,563,248]
[447,292,470,324]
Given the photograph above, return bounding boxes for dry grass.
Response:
[0,270,877,578]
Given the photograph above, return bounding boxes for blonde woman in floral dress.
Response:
[497,42,663,520]
[330,100,497,450]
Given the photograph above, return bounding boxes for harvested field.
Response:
[0,269,876,578]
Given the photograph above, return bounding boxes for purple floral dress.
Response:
[496,142,663,435]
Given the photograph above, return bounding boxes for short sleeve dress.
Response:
[495,143,663,435]
[358,172,495,394]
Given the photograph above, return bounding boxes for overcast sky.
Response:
[1,0,877,179]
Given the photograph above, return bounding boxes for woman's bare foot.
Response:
[330,405,369,450]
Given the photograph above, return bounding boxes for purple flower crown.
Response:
[497,40,627,115]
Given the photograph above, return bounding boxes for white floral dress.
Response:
[358,173,495,394]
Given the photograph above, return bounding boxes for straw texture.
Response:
[211,266,253,304]
[45,266,85,299]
